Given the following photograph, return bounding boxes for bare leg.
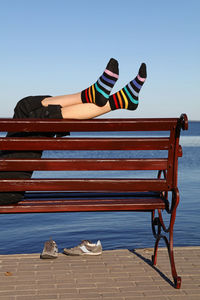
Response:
[42,93,82,108]
[61,102,111,119]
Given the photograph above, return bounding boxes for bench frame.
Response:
[0,114,188,288]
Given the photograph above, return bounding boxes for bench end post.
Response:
[179,113,188,131]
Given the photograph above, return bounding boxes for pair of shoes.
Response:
[40,239,102,258]
[40,239,58,259]
[63,240,102,256]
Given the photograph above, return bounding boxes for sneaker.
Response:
[40,239,58,259]
[63,240,102,256]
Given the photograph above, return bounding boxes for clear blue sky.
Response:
[1,0,200,120]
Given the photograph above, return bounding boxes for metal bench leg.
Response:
[151,188,181,289]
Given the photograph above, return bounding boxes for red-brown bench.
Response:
[0,114,188,288]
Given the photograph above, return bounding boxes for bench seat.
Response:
[0,192,166,213]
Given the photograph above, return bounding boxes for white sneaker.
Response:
[40,239,58,259]
[63,240,102,256]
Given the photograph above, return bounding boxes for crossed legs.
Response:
[40,60,147,119]
[42,93,111,119]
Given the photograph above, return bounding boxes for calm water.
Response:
[0,122,199,254]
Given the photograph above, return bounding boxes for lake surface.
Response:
[0,121,199,254]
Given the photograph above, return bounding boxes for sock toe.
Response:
[139,63,147,78]
[106,58,119,74]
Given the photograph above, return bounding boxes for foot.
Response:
[109,63,147,110]
[81,58,119,107]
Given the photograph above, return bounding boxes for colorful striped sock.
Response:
[81,58,119,107]
[109,63,147,111]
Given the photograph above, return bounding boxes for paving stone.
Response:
[166,296,200,300]
[135,280,159,286]
[0,290,37,296]
[76,283,97,288]
[15,284,37,290]
[55,283,77,288]
[60,293,101,299]
[38,287,77,295]
[131,297,168,300]
[100,281,135,288]
[0,297,16,300]
[75,278,96,284]
[144,289,187,296]
[102,297,124,300]
[124,297,145,300]
[35,295,59,300]
[115,291,144,297]
[16,296,39,300]
[37,283,57,290]
[78,287,119,294]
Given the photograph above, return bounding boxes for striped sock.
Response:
[81,58,119,107]
[109,63,147,111]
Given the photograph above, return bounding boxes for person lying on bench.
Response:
[0,59,147,205]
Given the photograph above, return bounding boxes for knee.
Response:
[14,96,30,111]
[14,96,31,117]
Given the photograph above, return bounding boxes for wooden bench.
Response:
[0,114,188,288]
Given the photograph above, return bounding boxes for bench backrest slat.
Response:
[0,118,180,132]
[0,158,168,171]
[0,137,170,151]
[0,178,168,192]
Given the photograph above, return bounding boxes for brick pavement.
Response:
[0,246,200,300]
